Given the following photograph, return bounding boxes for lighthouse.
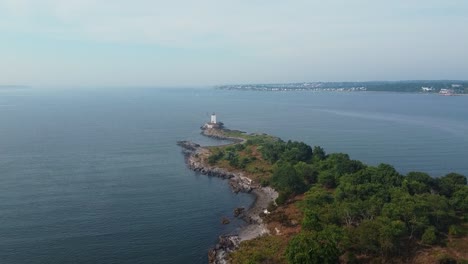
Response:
[210,113,217,124]
[203,113,223,129]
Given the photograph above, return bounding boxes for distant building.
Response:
[439,89,455,96]
[452,84,462,88]
[421,87,434,92]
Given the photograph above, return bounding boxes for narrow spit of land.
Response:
[178,127,279,264]
[178,126,468,264]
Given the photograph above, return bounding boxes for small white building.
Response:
[203,113,223,129]
[421,87,434,92]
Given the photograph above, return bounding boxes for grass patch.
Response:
[228,235,288,264]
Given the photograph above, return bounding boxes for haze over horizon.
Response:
[1,0,468,87]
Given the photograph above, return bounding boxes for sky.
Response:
[1,0,467,87]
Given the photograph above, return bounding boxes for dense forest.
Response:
[208,133,468,263]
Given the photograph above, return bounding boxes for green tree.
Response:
[437,173,467,197]
[372,164,403,187]
[286,226,343,264]
[421,226,437,245]
[294,161,318,185]
[404,171,434,195]
[450,186,468,216]
[281,141,313,163]
[382,189,429,239]
[312,146,326,162]
[318,170,337,188]
[349,217,406,257]
[228,155,239,167]
[270,162,307,195]
[259,141,285,163]
[208,150,224,165]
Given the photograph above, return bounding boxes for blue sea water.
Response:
[0,88,467,263]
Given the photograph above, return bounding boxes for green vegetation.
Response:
[207,130,467,263]
[285,225,343,264]
[229,236,287,264]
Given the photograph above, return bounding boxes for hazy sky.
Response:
[1,0,467,87]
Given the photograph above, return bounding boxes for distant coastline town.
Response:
[217,80,468,95]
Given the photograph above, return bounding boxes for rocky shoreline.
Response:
[177,128,278,264]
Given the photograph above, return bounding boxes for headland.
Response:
[178,116,468,264]
[178,126,278,264]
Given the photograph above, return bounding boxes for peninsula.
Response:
[178,117,468,264]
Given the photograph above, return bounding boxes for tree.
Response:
[294,161,318,185]
[208,150,224,165]
[302,186,334,208]
[313,146,326,162]
[450,186,468,216]
[318,170,337,189]
[404,171,434,195]
[302,209,322,231]
[349,217,406,257]
[437,173,467,197]
[270,162,307,195]
[281,141,313,163]
[286,226,343,264]
[372,164,403,187]
[258,141,284,163]
[382,188,429,239]
[421,226,437,245]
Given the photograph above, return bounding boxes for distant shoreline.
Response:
[216,88,468,96]
[216,80,468,94]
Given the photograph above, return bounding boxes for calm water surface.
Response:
[0,88,467,263]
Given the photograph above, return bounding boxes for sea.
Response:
[0,87,467,264]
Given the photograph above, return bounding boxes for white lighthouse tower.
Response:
[210,113,217,124]
[203,112,222,129]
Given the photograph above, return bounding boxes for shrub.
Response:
[421,226,437,245]
[448,225,464,237]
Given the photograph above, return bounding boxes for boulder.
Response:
[221,217,230,225]
[233,207,245,217]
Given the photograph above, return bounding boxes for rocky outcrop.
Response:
[178,140,253,193]
[233,207,245,217]
[221,217,230,225]
[177,141,201,156]
[208,235,240,264]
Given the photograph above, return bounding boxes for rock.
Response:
[221,217,230,225]
[229,178,252,193]
[176,141,201,155]
[241,215,258,224]
[208,249,217,263]
[233,207,245,217]
[208,235,240,264]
